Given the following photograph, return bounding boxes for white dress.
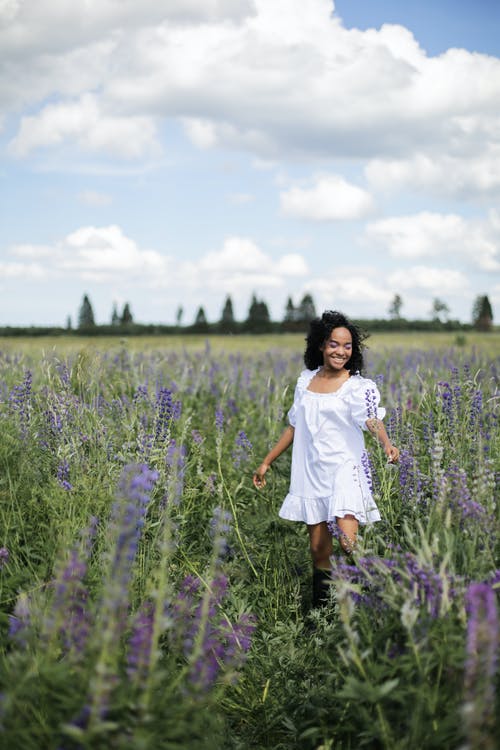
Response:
[279,368,385,525]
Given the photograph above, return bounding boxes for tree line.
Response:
[74,291,495,332]
[74,292,320,334]
[0,292,494,337]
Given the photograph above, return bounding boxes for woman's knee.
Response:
[336,515,358,554]
[309,538,330,558]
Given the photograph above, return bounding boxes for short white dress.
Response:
[279,368,385,525]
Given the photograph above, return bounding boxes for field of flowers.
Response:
[0,334,499,749]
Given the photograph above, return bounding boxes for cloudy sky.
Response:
[1,0,500,327]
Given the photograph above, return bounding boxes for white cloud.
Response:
[182,118,218,149]
[1,0,499,197]
[9,225,170,283]
[365,211,500,271]
[194,237,309,292]
[281,175,374,221]
[6,228,309,293]
[9,94,160,158]
[366,148,500,197]
[388,266,467,293]
[0,260,46,279]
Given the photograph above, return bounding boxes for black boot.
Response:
[312,567,331,608]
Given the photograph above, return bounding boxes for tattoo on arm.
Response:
[366,418,381,433]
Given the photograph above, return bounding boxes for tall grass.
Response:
[0,338,498,749]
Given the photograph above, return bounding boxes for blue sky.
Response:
[1,0,500,327]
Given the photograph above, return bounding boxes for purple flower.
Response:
[47,516,98,660]
[0,547,8,568]
[463,582,499,746]
[167,572,255,693]
[57,460,73,491]
[85,465,158,723]
[154,387,173,442]
[232,430,252,468]
[215,407,224,433]
[126,600,155,688]
[133,384,149,403]
[8,592,31,646]
[108,465,158,592]
[8,370,32,440]
[166,440,187,504]
[210,507,233,560]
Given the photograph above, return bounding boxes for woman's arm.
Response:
[365,418,400,463]
[253,425,295,488]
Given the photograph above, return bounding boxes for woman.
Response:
[253,310,399,607]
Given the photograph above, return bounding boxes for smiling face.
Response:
[320,326,353,372]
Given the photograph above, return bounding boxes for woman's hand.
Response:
[253,462,270,489]
[385,444,400,463]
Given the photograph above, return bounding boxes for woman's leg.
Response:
[307,522,333,569]
[307,522,333,607]
[336,514,358,554]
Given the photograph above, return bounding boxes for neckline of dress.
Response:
[305,369,355,396]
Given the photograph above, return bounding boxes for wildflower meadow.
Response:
[0,334,498,749]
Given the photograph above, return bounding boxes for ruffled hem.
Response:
[278,492,381,525]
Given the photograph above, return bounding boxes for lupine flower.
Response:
[205,473,217,494]
[126,600,155,689]
[8,370,32,440]
[215,406,224,433]
[57,460,73,491]
[166,440,187,505]
[47,516,98,660]
[133,384,149,403]
[470,388,483,428]
[168,572,255,693]
[154,387,173,443]
[8,592,31,646]
[210,507,233,561]
[0,547,8,568]
[438,381,454,427]
[446,463,491,526]
[191,429,204,445]
[107,464,158,598]
[330,551,454,622]
[85,464,158,724]
[462,582,499,749]
[232,431,252,468]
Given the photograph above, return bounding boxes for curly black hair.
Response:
[304,310,368,374]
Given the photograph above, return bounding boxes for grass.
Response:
[1,329,500,356]
[0,334,498,749]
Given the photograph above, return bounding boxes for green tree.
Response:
[77,294,95,329]
[111,303,120,326]
[176,306,184,327]
[219,295,237,333]
[297,293,316,323]
[431,298,450,323]
[194,306,209,332]
[283,296,296,323]
[245,294,271,333]
[121,303,133,325]
[472,295,493,331]
[221,295,235,324]
[388,294,403,320]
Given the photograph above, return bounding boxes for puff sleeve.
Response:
[348,376,386,430]
[287,369,316,427]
